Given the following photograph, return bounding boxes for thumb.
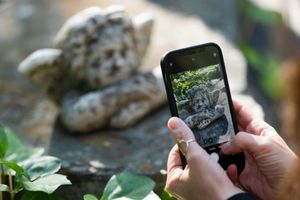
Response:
[168,117,209,165]
[221,131,262,156]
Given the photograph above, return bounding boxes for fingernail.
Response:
[221,141,230,150]
[168,118,180,130]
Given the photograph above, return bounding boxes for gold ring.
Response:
[177,139,196,156]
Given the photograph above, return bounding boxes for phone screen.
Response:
[166,44,237,149]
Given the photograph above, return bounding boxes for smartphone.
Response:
[161,43,244,172]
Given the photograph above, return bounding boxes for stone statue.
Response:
[18,6,166,132]
[178,85,228,147]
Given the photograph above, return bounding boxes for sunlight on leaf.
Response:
[0,184,9,192]
[84,194,99,200]
[22,156,61,181]
[101,172,158,200]
[0,160,25,175]
[22,174,71,194]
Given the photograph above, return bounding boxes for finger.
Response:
[166,145,184,195]
[232,99,254,131]
[233,100,276,137]
[221,131,262,156]
[226,164,238,184]
[244,118,277,137]
[167,117,208,165]
[167,145,183,175]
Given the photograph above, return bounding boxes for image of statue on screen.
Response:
[171,64,235,147]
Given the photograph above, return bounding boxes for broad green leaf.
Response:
[22,174,71,194]
[0,184,9,192]
[101,172,155,200]
[2,126,44,163]
[22,156,61,181]
[21,191,64,200]
[160,189,176,200]
[0,125,9,159]
[2,126,23,154]
[5,148,44,164]
[143,191,160,200]
[0,160,25,175]
[84,194,99,200]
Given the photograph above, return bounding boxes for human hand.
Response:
[166,117,242,200]
[222,100,298,200]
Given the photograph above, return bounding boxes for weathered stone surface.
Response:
[48,107,172,198]
[60,67,166,132]
[18,6,169,132]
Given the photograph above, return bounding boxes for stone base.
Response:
[47,107,173,199]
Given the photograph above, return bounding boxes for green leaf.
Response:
[0,125,9,159]
[22,156,61,181]
[1,126,44,163]
[0,184,9,192]
[160,189,176,200]
[0,160,25,175]
[22,174,71,194]
[143,191,160,200]
[240,43,281,99]
[5,147,44,164]
[101,172,156,200]
[84,194,99,200]
[21,191,64,200]
[240,0,282,25]
[2,126,24,154]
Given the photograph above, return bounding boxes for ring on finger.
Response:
[177,139,196,156]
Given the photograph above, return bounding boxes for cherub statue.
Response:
[178,85,225,130]
[177,85,228,147]
[18,6,166,132]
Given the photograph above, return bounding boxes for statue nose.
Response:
[113,52,125,68]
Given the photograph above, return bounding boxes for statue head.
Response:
[18,6,154,102]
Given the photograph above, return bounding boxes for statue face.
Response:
[54,6,153,89]
[187,86,210,113]
[85,22,139,88]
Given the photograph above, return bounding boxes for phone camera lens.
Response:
[192,58,195,61]
[169,63,173,66]
[213,53,217,57]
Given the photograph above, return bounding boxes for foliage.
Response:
[84,194,99,200]
[0,125,71,200]
[160,189,176,200]
[238,0,283,99]
[171,64,221,101]
[85,172,160,200]
[2,127,179,200]
[239,0,282,26]
[240,43,282,99]
[21,191,64,200]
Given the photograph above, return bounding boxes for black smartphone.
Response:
[161,43,244,172]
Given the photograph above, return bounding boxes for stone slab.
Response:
[48,106,172,198]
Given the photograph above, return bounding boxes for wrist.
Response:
[216,184,243,200]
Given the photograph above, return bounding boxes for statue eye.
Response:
[105,50,114,58]
[120,49,126,57]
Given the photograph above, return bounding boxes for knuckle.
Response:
[186,151,200,162]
